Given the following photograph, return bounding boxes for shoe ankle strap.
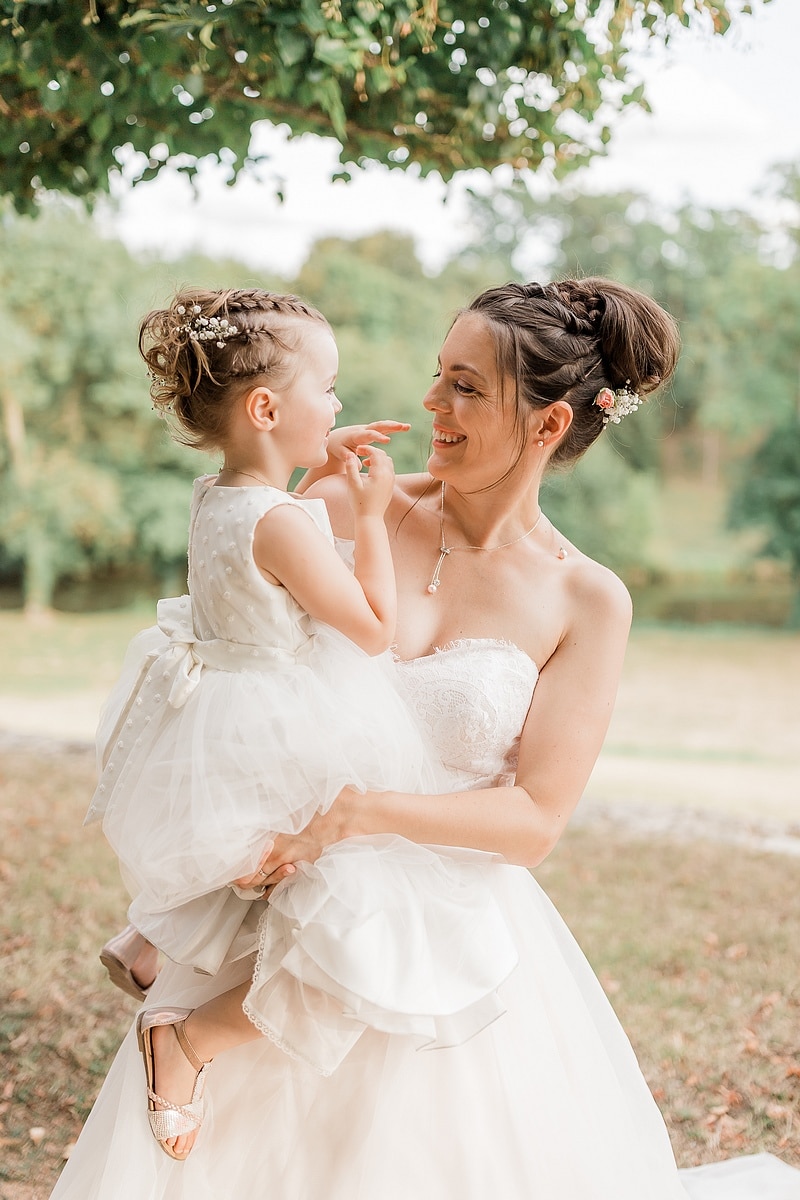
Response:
[174,1020,212,1071]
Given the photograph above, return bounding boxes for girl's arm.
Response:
[237,568,632,884]
[253,449,397,656]
[294,421,410,494]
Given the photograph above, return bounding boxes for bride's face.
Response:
[423,312,530,489]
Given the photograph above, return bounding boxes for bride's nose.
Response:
[423,379,449,413]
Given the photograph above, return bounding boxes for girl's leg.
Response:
[147,984,257,1158]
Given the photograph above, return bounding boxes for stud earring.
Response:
[537,440,544,447]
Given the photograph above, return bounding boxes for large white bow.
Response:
[155,596,204,709]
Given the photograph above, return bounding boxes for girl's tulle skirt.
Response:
[87,610,518,1070]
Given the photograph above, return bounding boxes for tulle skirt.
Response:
[48,865,800,1200]
[87,612,519,1069]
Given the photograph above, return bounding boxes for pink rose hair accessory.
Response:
[594,381,641,425]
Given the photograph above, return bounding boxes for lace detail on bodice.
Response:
[395,640,538,790]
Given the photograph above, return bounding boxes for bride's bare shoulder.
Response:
[562,545,633,633]
[391,472,436,509]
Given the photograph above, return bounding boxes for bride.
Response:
[51,278,799,1199]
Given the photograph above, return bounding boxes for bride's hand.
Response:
[232,795,355,891]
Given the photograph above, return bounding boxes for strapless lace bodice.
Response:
[395,639,539,790]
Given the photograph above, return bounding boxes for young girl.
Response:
[87,288,518,1160]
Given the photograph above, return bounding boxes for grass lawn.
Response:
[1,746,798,1198]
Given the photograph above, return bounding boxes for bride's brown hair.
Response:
[139,287,330,452]
[467,277,680,465]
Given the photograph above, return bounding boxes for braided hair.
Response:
[466,277,680,464]
[140,288,330,451]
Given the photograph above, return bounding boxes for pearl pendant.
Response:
[427,582,439,594]
[557,547,567,560]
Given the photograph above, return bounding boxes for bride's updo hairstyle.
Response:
[467,277,680,465]
[139,287,330,451]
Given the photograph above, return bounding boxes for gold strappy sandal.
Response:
[135,1007,212,1161]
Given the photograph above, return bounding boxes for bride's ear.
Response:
[244,385,279,432]
[534,401,573,450]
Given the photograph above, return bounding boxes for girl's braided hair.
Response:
[466,276,680,465]
[139,288,330,451]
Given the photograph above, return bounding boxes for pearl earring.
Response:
[537,439,544,447]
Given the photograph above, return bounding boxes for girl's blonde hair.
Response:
[139,288,330,451]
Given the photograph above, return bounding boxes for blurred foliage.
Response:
[0,160,798,616]
[0,0,763,212]
[729,419,800,627]
[542,440,657,573]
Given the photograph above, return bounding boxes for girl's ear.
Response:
[244,385,279,431]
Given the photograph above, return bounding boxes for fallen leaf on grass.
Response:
[599,973,620,995]
[28,1127,45,1146]
[3,937,32,954]
[738,1028,764,1055]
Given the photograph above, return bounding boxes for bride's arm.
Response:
[239,570,631,883]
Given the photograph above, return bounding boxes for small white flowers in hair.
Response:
[594,381,641,425]
[178,306,239,350]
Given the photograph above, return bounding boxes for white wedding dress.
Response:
[50,638,799,1199]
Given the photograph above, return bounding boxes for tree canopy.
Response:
[2,172,798,615]
[1,0,754,212]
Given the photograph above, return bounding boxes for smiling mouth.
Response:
[434,430,466,445]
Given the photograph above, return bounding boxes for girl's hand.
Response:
[344,446,395,519]
[294,421,408,494]
[329,421,410,468]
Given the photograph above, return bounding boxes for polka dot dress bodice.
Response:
[188,476,332,654]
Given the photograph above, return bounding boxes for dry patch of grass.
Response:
[1,747,798,1196]
[0,747,132,1198]
[539,828,800,1168]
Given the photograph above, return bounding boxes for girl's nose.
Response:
[333,393,342,414]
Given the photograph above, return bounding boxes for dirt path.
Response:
[2,725,799,860]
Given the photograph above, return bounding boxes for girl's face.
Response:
[423,313,526,489]
[279,325,342,467]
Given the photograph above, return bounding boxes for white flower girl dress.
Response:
[85,476,518,1075]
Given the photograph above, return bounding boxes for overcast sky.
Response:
[106,0,800,276]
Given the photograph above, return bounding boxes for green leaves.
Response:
[0,0,764,210]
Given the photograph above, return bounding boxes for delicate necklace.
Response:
[427,482,544,594]
[219,466,276,488]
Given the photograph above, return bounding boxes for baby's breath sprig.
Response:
[176,303,239,349]
[593,382,641,426]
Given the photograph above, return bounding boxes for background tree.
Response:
[1,162,798,621]
[729,420,800,627]
[0,207,243,613]
[0,0,757,212]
